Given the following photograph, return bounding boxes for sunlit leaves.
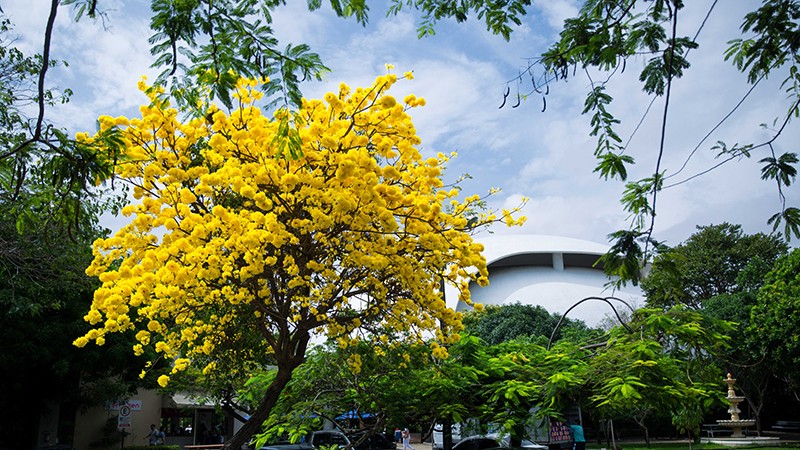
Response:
[588,306,731,434]
[594,152,634,181]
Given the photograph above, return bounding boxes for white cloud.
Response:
[536,0,580,30]
[3,0,796,248]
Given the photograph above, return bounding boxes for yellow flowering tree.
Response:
[75,71,524,448]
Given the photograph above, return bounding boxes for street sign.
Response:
[118,415,132,428]
[119,405,131,417]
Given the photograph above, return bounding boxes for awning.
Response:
[335,410,373,420]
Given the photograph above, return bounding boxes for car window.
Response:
[350,433,390,450]
[315,433,349,447]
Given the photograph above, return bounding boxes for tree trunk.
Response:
[223,332,310,450]
[443,418,453,450]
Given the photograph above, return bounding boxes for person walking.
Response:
[569,419,585,450]
[402,428,414,450]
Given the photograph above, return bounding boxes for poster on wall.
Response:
[549,420,572,444]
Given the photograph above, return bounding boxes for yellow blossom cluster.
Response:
[75,73,524,385]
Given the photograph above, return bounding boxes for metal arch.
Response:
[547,296,635,350]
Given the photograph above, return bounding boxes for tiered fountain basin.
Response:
[700,374,780,446]
[703,435,779,447]
[702,419,778,447]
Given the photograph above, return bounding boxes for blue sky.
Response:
[5,0,798,247]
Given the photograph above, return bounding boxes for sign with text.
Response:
[106,399,142,411]
[118,415,132,428]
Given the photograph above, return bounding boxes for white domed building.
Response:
[446,235,644,327]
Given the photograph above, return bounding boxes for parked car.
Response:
[493,444,547,450]
[259,443,314,450]
[346,430,397,450]
[261,429,396,450]
[312,430,397,450]
[451,436,499,450]
[486,433,548,449]
[432,423,464,450]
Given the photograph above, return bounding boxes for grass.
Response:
[585,443,800,450]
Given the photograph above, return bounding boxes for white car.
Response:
[486,433,547,450]
[432,424,463,450]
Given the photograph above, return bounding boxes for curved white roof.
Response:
[445,234,643,327]
[477,234,610,266]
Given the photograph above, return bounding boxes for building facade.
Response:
[447,235,643,327]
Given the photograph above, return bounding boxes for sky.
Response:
[4,0,798,248]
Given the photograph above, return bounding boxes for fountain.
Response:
[701,373,779,447]
[716,373,755,437]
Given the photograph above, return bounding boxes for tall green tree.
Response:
[642,223,787,309]
[462,303,597,346]
[642,223,787,433]
[701,257,783,434]
[586,306,732,444]
[0,212,154,449]
[749,248,800,399]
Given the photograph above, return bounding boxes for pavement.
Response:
[403,443,433,450]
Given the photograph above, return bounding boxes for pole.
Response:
[610,419,615,450]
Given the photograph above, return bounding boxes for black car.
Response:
[311,430,397,450]
[348,431,397,450]
[451,436,499,450]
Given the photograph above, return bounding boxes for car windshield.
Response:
[316,433,349,447]
[350,432,391,449]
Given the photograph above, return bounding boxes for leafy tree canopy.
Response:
[642,223,787,309]
[462,302,597,346]
[586,305,732,439]
[0,205,156,449]
[749,248,800,390]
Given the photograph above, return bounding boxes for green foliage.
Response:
[462,303,597,346]
[247,307,733,447]
[0,13,125,235]
[119,0,543,112]
[587,306,732,436]
[388,0,531,41]
[480,338,587,436]
[642,223,787,309]
[724,0,800,87]
[749,248,800,388]
[247,340,434,448]
[144,0,327,110]
[595,229,660,288]
[0,214,153,448]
